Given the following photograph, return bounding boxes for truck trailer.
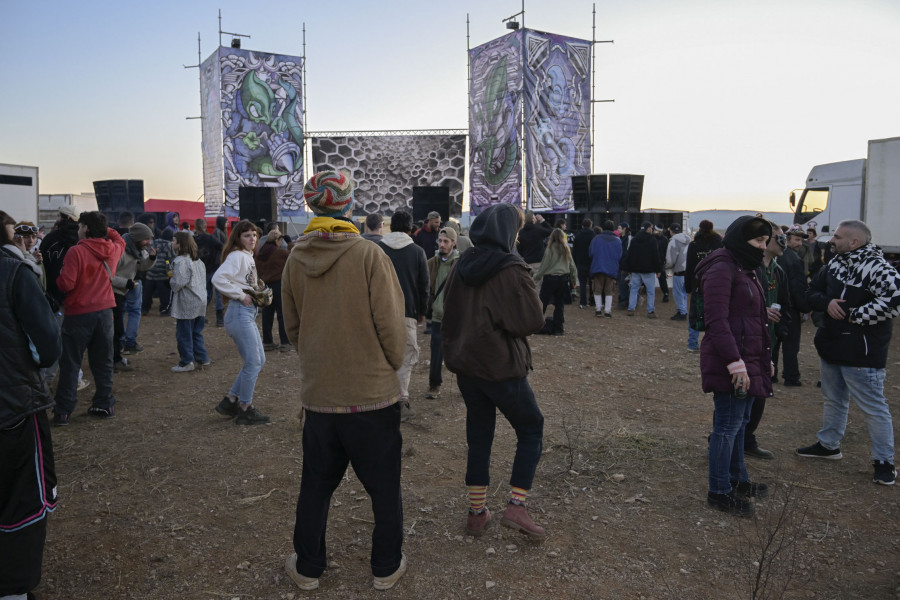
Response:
[790,136,900,253]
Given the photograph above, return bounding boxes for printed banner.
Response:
[200,51,223,216]
[523,31,591,212]
[468,32,523,215]
[311,135,466,216]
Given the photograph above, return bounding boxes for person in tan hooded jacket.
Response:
[281,171,408,593]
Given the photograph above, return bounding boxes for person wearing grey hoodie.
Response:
[441,203,547,539]
[665,223,692,320]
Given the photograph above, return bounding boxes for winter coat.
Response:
[427,250,459,323]
[282,217,406,412]
[57,228,125,316]
[516,220,553,263]
[195,232,223,273]
[169,256,207,320]
[0,256,61,429]
[779,247,810,313]
[665,232,691,274]
[442,204,545,382]
[685,233,723,291]
[40,219,80,307]
[588,231,623,278]
[572,228,596,269]
[625,231,661,274]
[697,247,773,398]
[112,234,156,293]
[413,225,440,258]
[532,246,577,281]
[807,243,900,369]
[378,231,429,320]
[255,241,289,284]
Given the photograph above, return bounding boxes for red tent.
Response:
[143,199,207,229]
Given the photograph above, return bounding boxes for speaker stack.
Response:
[412,186,450,223]
[239,187,277,226]
[93,179,145,224]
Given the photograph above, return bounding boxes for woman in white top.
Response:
[211,220,270,425]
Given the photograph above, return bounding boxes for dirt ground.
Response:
[37,294,899,600]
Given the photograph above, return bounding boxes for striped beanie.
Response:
[303,171,354,217]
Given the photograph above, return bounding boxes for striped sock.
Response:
[510,487,528,506]
[468,485,487,513]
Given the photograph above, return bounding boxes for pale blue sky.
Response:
[2,0,898,212]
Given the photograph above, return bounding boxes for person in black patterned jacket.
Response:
[797,220,900,485]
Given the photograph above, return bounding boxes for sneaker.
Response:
[52,412,70,427]
[686,347,699,353]
[279,343,295,353]
[796,441,842,460]
[284,553,319,591]
[171,362,195,373]
[263,342,279,352]
[551,330,565,336]
[744,445,774,460]
[647,311,657,319]
[77,378,91,391]
[707,491,754,517]
[500,502,547,538]
[425,386,440,399]
[215,396,239,417]
[732,480,769,498]
[199,359,212,367]
[234,404,270,425]
[662,293,670,303]
[122,343,144,355]
[605,312,612,318]
[372,554,407,591]
[670,312,687,321]
[595,310,603,317]
[399,400,415,422]
[627,310,635,317]
[87,405,115,419]
[466,508,492,537]
[873,460,897,485]
[114,359,133,373]
[782,380,802,387]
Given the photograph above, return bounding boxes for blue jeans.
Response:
[206,271,224,311]
[224,302,265,406]
[687,326,700,350]
[175,316,210,366]
[628,272,657,313]
[617,271,629,306]
[672,274,687,315]
[708,391,753,494]
[54,309,116,415]
[123,281,142,347]
[817,358,894,462]
[458,374,544,490]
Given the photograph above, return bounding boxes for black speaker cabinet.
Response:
[608,174,629,213]
[239,187,277,225]
[93,179,145,215]
[412,186,450,223]
[571,176,589,211]
[588,174,608,212]
[626,175,644,213]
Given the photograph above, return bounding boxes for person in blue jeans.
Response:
[797,220,899,485]
[697,216,773,517]
[169,232,210,373]
[211,220,269,425]
[122,280,142,350]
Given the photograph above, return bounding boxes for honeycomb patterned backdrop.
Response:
[311,135,466,217]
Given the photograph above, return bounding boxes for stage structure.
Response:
[310,132,466,217]
[200,45,305,218]
[468,29,591,215]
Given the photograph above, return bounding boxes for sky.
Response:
[2,0,899,214]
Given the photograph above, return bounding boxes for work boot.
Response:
[465,508,492,537]
[500,502,547,538]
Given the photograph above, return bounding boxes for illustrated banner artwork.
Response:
[468,32,523,215]
[523,31,592,212]
[311,135,466,216]
[211,47,305,217]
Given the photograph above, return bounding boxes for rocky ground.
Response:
[37,296,899,599]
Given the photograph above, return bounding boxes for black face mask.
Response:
[723,216,771,270]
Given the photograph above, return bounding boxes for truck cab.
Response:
[790,158,865,242]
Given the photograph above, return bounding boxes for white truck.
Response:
[790,136,900,254]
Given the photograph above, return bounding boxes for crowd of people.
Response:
[2,183,898,595]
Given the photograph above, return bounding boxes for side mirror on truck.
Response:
[789,191,796,208]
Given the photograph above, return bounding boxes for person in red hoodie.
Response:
[52,211,125,426]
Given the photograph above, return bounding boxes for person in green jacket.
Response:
[533,228,578,335]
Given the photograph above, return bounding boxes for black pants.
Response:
[261,280,288,345]
[429,321,443,388]
[539,274,569,333]
[55,309,115,415]
[657,271,669,295]
[142,278,171,314]
[576,265,592,306]
[772,309,802,382]
[744,397,767,450]
[113,293,125,363]
[292,405,403,579]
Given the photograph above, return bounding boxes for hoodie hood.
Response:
[216,216,228,231]
[164,212,179,231]
[79,236,120,263]
[456,203,524,286]
[380,231,414,250]
[723,215,772,271]
[291,218,362,278]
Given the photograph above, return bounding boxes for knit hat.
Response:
[303,171,354,217]
[59,204,81,221]
[439,227,458,242]
[129,222,153,242]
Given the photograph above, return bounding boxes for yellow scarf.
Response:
[304,217,360,235]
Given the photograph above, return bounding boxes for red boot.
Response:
[465,508,492,537]
[500,502,547,538]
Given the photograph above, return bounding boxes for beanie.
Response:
[129,222,153,242]
[303,171,354,217]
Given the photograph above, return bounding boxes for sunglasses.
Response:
[15,225,39,233]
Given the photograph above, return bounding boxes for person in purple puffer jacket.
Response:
[696,215,774,517]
